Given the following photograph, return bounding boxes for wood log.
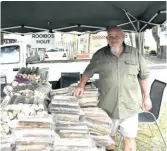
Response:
[17,67,26,76]
[22,68,29,78]
[31,67,36,75]
[12,81,19,87]
[27,69,32,80]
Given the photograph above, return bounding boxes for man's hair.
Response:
[106,25,123,33]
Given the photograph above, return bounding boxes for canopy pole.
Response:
[127,12,138,21]
[137,21,141,51]
[80,25,105,29]
[117,20,137,27]
[125,13,137,31]
[139,20,160,26]
[24,26,48,31]
[160,11,167,13]
[91,29,106,34]
[122,30,136,32]
[137,21,144,56]
[1,26,22,30]
[122,10,137,31]
[53,25,78,31]
[0,30,21,35]
[140,12,159,31]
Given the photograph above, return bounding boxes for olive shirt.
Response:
[83,44,149,119]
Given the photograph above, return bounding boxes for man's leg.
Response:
[123,137,136,151]
[107,119,120,150]
[119,114,138,151]
[107,136,116,150]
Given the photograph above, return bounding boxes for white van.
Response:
[0,43,31,83]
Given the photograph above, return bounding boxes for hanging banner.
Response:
[31,33,55,48]
[90,32,132,54]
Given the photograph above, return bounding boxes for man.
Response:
[74,26,152,151]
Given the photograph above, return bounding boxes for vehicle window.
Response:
[0,45,20,64]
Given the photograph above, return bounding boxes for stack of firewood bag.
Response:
[70,82,114,147]
[54,122,99,151]
[81,107,114,147]
[1,67,51,139]
[49,89,100,151]
[69,82,99,107]
[10,115,57,151]
[49,95,81,123]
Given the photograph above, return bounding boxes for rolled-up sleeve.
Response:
[83,53,99,78]
[138,52,150,80]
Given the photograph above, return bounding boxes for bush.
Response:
[81,50,86,54]
[149,50,157,56]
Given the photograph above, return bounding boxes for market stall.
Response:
[0,67,114,151]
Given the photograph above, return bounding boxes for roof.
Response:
[1,1,166,33]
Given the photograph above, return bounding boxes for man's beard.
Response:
[110,47,119,54]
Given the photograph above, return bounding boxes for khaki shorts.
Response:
[110,113,138,138]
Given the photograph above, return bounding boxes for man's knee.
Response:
[123,136,135,141]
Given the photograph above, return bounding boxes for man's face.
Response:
[106,28,125,48]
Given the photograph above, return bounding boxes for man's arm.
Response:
[78,74,89,89]
[138,52,152,111]
[139,79,150,99]
[75,53,99,96]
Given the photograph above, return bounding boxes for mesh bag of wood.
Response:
[49,95,81,121]
[76,88,99,107]
[81,107,113,135]
[91,135,115,147]
[81,117,112,135]
[49,104,80,114]
[82,107,112,123]
[15,141,54,151]
[54,146,99,151]
[56,122,89,139]
[54,138,96,148]
[10,115,57,142]
[15,67,49,83]
[54,113,80,122]
[0,136,14,151]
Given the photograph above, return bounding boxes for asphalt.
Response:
[145,55,167,69]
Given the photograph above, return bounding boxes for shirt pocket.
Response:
[125,60,139,82]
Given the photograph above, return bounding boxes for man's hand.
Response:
[74,75,88,97]
[141,97,152,111]
[74,86,85,97]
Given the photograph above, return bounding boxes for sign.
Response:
[90,32,132,54]
[31,33,55,48]
[3,39,17,44]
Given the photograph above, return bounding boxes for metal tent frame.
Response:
[1,9,166,52]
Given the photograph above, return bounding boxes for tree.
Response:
[152,26,166,59]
